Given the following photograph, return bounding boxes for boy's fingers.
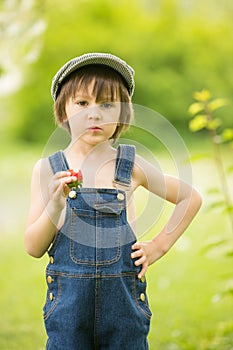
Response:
[134,255,146,266]
[54,171,71,179]
[131,242,141,250]
[131,249,141,258]
[138,263,148,279]
[53,176,77,189]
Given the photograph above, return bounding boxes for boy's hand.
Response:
[131,240,160,279]
[48,171,78,210]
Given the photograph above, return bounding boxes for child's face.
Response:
[65,79,121,145]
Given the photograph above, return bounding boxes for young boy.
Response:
[25,52,202,349]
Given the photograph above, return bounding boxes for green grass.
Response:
[0,141,232,349]
[0,235,47,349]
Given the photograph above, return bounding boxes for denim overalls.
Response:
[43,144,152,349]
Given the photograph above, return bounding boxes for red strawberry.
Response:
[68,169,83,189]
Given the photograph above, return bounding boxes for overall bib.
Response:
[43,145,152,349]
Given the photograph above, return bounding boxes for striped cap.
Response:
[51,52,135,101]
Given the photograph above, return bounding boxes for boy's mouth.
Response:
[88,126,102,131]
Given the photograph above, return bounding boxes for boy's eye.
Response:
[77,100,88,106]
[101,102,114,109]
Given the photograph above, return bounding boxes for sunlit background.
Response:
[0,0,232,349]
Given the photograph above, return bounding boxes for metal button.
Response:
[49,292,54,301]
[47,276,54,284]
[49,256,54,264]
[69,190,77,199]
[140,293,145,302]
[117,192,124,201]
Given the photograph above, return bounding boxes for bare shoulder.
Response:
[31,157,53,194]
[32,157,52,178]
[132,154,147,189]
[132,153,164,189]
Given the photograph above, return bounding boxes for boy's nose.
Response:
[87,106,101,121]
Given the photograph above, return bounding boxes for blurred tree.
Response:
[4,0,233,144]
[0,0,46,96]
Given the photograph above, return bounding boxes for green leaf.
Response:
[189,115,207,132]
[208,98,229,112]
[221,128,233,142]
[222,205,233,214]
[226,250,233,257]
[207,187,221,194]
[206,200,226,211]
[224,287,233,296]
[188,102,204,116]
[188,153,211,162]
[193,89,211,102]
[206,118,222,130]
[201,239,229,254]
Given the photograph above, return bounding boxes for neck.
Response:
[65,139,114,164]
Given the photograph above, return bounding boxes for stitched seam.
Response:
[133,276,152,320]
[94,277,100,349]
[45,270,137,278]
[43,275,61,320]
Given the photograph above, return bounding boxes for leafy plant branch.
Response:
[188,89,233,234]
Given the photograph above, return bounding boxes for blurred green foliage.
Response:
[2,0,233,144]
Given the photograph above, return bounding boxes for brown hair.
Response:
[54,64,134,141]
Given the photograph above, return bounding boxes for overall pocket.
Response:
[70,202,124,265]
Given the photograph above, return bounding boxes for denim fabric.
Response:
[44,145,152,349]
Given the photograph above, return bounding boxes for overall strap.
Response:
[114,144,136,188]
[48,151,69,174]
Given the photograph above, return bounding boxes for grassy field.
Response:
[0,141,232,349]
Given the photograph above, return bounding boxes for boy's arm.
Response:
[131,155,202,278]
[24,159,77,258]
